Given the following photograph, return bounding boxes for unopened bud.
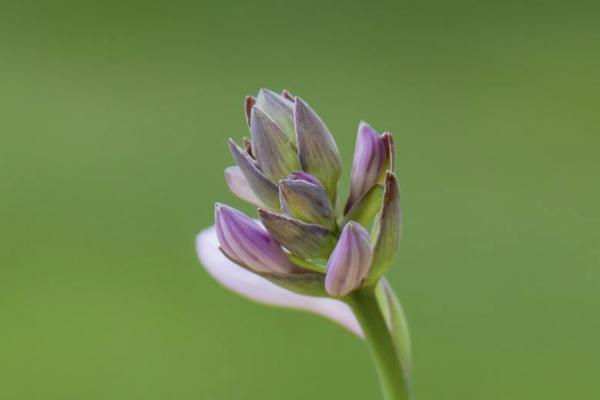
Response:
[215,204,294,275]
[325,222,373,296]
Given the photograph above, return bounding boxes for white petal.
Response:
[196,225,362,337]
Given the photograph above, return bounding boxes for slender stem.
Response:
[348,286,411,400]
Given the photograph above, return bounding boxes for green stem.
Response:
[348,286,411,400]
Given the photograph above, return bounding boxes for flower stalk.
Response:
[347,284,411,400]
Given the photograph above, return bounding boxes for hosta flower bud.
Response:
[325,222,373,297]
[255,89,296,141]
[210,89,402,298]
[228,139,280,210]
[294,97,341,202]
[224,166,263,207]
[345,122,394,213]
[279,173,335,228]
[250,106,300,182]
[258,208,337,259]
[366,171,402,285]
[215,204,294,275]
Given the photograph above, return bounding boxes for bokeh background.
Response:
[1,0,599,399]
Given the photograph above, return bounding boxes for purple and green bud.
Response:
[250,106,300,181]
[224,166,263,207]
[366,171,402,285]
[325,222,373,297]
[294,98,341,202]
[228,139,280,210]
[279,172,335,229]
[254,89,296,141]
[258,208,337,259]
[219,88,401,297]
[345,122,395,213]
[215,203,295,275]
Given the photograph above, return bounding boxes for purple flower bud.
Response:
[325,222,373,297]
[345,122,394,213]
[294,97,341,202]
[228,139,280,210]
[215,204,295,275]
[366,171,402,285]
[279,173,335,228]
[224,166,263,207]
[258,208,337,259]
[255,89,295,141]
[198,89,409,343]
[250,106,300,181]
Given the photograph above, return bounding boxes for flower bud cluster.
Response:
[217,89,401,297]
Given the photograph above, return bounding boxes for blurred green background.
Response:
[1,0,599,399]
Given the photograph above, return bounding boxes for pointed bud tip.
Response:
[382,133,395,173]
[227,138,243,155]
[215,202,234,217]
[287,171,321,186]
[382,132,393,145]
[342,220,370,240]
[384,170,399,188]
[281,89,294,101]
[383,171,399,199]
[293,97,312,119]
[257,88,275,97]
[382,131,394,145]
[294,96,308,110]
[250,104,277,126]
[244,96,256,126]
[358,120,380,136]
[358,120,372,129]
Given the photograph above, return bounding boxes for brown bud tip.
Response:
[244,96,256,128]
